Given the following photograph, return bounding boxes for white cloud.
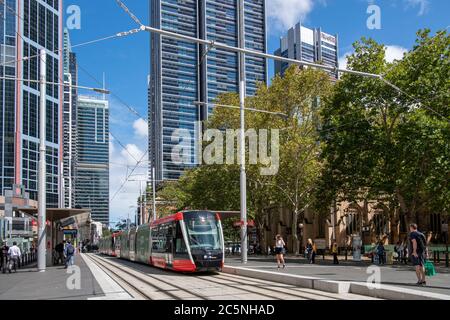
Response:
[384,45,408,63]
[404,0,430,16]
[109,139,148,227]
[133,118,148,138]
[338,45,407,70]
[267,0,315,32]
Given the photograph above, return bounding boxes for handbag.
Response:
[424,260,437,277]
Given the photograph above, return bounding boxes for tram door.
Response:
[129,228,136,261]
[166,224,174,266]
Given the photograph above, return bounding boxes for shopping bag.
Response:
[424,260,437,277]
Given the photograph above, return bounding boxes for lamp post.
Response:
[37,49,47,272]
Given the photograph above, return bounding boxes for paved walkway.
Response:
[0,253,105,300]
[226,255,450,297]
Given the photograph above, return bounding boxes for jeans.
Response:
[9,256,19,272]
[65,255,74,267]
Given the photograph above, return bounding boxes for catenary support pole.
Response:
[38,49,47,272]
[238,0,247,264]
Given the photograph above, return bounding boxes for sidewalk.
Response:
[225,255,450,297]
[0,253,105,300]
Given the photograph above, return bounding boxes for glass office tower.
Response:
[149,0,267,183]
[274,23,339,80]
[74,96,109,225]
[62,28,78,208]
[0,0,62,207]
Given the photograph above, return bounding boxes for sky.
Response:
[63,0,449,226]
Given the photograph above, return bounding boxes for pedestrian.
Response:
[55,241,65,265]
[64,240,75,269]
[7,242,21,273]
[409,223,427,286]
[312,241,317,264]
[402,239,409,264]
[394,241,401,263]
[306,239,314,264]
[274,234,286,270]
[332,242,339,265]
[377,241,386,265]
[0,243,9,273]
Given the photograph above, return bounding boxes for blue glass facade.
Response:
[150,0,267,183]
[274,23,339,80]
[74,96,109,225]
[0,0,62,208]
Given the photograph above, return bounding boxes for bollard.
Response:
[345,247,348,261]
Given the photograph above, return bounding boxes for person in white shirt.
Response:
[8,242,21,273]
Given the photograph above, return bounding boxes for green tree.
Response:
[318,30,450,232]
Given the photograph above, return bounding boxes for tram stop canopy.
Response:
[16,208,91,266]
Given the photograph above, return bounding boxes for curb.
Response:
[222,265,450,300]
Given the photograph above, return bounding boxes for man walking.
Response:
[409,223,427,286]
[64,240,75,269]
[55,241,65,265]
[7,242,21,273]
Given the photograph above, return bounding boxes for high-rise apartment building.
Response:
[149,0,267,183]
[62,28,78,208]
[0,0,63,207]
[74,96,109,225]
[274,23,339,79]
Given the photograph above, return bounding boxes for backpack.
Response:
[414,232,427,254]
[66,245,74,255]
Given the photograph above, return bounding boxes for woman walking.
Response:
[306,239,314,264]
[275,235,286,270]
[332,242,339,265]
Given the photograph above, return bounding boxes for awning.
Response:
[16,208,91,223]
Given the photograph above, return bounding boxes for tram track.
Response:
[84,253,207,300]
[85,253,380,300]
[84,253,157,300]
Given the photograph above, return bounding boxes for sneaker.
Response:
[283,264,286,269]
[420,281,427,286]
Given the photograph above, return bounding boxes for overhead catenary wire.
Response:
[115,0,448,123]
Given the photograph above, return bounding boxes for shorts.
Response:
[411,255,424,267]
[275,247,283,255]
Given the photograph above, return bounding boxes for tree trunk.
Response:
[292,210,299,255]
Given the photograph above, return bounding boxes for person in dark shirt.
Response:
[377,242,386,265]
[409,223,427,286]
[1,244,9,273]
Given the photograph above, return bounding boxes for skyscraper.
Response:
[74,96,109,225]
[0,0,63,207]
[62,28,78,208]
[149,0,267,183]
[274,23,339,79]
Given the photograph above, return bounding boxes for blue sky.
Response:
[63,0,449,225]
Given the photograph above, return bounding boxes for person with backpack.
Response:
[409,223,427,286]
[64,240,75,269]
